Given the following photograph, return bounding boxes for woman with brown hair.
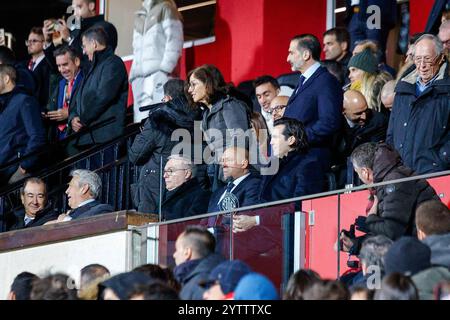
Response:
[186,65,250,191]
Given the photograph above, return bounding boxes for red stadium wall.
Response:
[181,0,328,84]
[409,0,435,34]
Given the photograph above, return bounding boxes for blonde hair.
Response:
[359,71,393,112]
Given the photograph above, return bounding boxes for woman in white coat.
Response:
[130,0,184,123]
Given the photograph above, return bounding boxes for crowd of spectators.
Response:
[1,0,450,301]
[6,204,450,300]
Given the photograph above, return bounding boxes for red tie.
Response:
[58,79,75,132]
[28,60,35,71]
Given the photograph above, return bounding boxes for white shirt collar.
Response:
[232,173,251,188]
[301,62,321,82]
[31,54,46,70]
[78,198,96,208]
[218,173,251,204]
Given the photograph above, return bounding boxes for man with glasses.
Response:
[24,27,52,110]
[161,155,210,221]
[269,96,289,121]
[387,34,449,174]
[8,178,59,231]
[438,20,450,59]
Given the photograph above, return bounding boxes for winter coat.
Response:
[129,0,183,81]
[365,144,439,240]
[161,178,211,221]
[423,233,450,268]
[69,47,128,147]
[387,61,450,174]
[128,96,196,213]
[177,253,225,300]
[0,88,46,183]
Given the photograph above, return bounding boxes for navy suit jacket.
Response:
[69,200,114,220]
[284,66,343,149]
[260,151,326,204]
[9,206,59,231]
[207,173,262,213]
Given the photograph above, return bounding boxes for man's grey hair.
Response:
[167,155,193,171]
[359,235,393,274]
[350,142,377,169]
[70,169,102,199]
[414,34,444,56]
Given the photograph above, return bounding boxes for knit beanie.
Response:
[348,48,378,74]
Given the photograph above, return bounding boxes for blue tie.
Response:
[208,182,235,227]
[295,75,306,95]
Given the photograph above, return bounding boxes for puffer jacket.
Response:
[128,96,196,213]
[365,144,439,240]
[130,0,183,81]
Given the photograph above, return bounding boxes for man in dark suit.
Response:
[24,27,53,111]
[260,118,326,203]
[207,147,261,214]
[206,146,262,259]
[8,178,59,231]
[46,169,113,224]
[161,155,211,221]
[284,34,343,171]
[68,26,127,153]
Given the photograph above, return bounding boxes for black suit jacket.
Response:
[207,173,262,213]
[162,178,211,221]
[69,47,128,147]
[31,58,53,110]
[9,206,59,231]
[69,200,114,220]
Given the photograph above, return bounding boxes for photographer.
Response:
[340,143,438,255]
[42,0,118,70]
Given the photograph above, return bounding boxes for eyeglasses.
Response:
[271,105,286,113]
[25,39,43,46]
[163,168,188,176]
[413,54,441,66]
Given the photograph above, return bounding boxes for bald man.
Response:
[269,96,290,121]
[380,80,396,111]
[207,147,261,214]
[339,90,389,186]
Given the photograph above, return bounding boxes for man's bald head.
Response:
[221,147,250,181]
[270,96,290,121]
[343,90,369,126]
[381,80,396,111]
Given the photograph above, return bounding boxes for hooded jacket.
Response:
[176,253,225,300]
[130,0,183,81]
[365,144,439,240]
[423,233,450,268]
